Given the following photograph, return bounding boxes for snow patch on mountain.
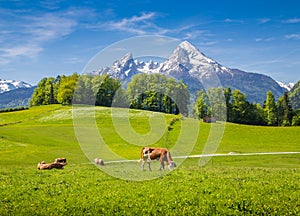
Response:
[276,81,295,91]
[95,53,161,79]
[0,79,33,94]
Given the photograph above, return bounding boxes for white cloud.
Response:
[183,30,208,40]
[285,34,300,40]
[0,44,42,58]
[224,18,244,23]
[258,18,271,24]
[102,12,158,34]
[282,18,300,24]
[98,12,197,36]
[0,57,10,65]
[199,41,218,46]
[24,13,77,42]
[255,37,274,42]
[96,12,218,50]
[0,8,86,64]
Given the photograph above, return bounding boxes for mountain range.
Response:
[93,41,288,104]
[0,79,34,109]
[0,79,33,93]
[0,86,35,109]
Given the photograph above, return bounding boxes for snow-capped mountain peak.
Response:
[111,52,134,70]
[0,79,33,94]
[95,52,161,78]
[160,40,231,86]
[176,41,216,64]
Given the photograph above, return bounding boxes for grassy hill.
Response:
[0,105,299,215]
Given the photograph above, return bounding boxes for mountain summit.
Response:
[93,41,286,103]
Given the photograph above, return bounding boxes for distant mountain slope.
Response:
[93,41,286,104]
[0,87,36,109]
[0,79,32,93]
[220,69,286,103]
[289,80,300,110]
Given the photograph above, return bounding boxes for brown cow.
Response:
[54,158,67,165]
[37,161,66,170]
[140,147,176,171]
[37,158,67,170]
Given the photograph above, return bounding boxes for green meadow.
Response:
[0,105,299,215]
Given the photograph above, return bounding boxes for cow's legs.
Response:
[159,155,165,171]
[141,160,145,171]
[147,158,152,171]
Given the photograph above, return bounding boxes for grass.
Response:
[0,105,299,215]
[1,161,299,215]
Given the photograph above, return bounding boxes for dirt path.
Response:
[101,151,300,164]
[174,151,300,159]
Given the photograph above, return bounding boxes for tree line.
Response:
[30,73,189,115]
[30,73,300,126]
[193,88,300,126]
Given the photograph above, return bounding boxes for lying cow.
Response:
[37,158,67,170]
[54,158,67,165]
[94,158,105,166]
[140,147,176,171]
[37,161,66,170]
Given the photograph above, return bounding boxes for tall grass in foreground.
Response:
[1,159,299,215]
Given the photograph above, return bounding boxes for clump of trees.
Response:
[127,74,189,115]
[30,73,190,116]
[30,73,123,107]
[193,88,300,126]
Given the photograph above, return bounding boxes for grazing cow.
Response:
[140,147,176,171]
[94,158,105,166]
[37,161,66,170]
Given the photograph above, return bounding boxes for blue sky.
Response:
[0,0,300,84]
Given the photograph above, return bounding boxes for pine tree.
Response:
[224,87,232,121]
[264,91,277,126]
[193,90,208,119]
[231,90,248,123]
[282,92,293,126]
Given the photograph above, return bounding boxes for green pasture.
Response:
[0,105,299,215]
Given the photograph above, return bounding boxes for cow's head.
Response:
[143,147,154,154]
